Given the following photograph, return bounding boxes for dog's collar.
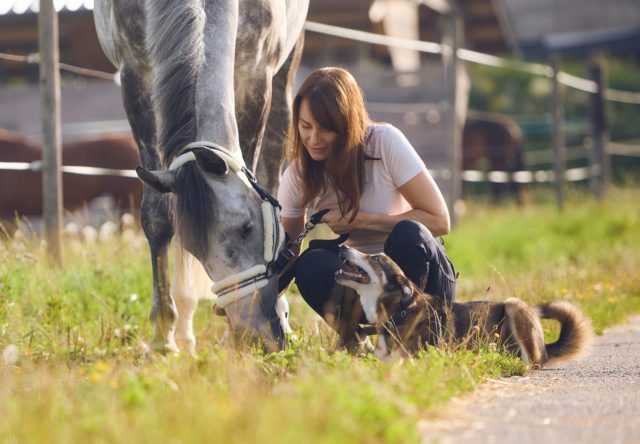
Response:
[383,296,414,329]
[384,299,447,347]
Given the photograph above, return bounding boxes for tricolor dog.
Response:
[335,246,593,367]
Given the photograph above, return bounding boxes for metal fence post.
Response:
[39,0,63,265]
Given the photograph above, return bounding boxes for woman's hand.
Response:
[321,205,367,234]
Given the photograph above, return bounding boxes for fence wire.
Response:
[1,20,640,183]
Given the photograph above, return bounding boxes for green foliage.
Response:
[467,56,640,182]
[447,187,639,278]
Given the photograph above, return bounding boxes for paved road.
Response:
[420,316,640,444]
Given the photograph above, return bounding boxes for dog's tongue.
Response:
[336,269,360,279]
[336,268,366,283]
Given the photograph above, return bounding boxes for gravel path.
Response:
[420,316,640,444]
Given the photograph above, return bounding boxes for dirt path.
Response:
[420,316,640,443]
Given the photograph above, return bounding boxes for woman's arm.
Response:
[321,170,451,236]
[281,216,306,256]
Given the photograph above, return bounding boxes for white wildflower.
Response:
[99,221,117,242]
[82,226,98,243]
[2,344,19,366]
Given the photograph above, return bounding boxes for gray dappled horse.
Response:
[93,0,309,353]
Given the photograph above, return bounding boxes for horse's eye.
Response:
[240,221,254,239]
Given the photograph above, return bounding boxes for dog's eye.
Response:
[371,255,381,262]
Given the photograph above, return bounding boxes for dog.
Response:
[335,246,593,367]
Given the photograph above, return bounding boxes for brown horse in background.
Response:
[462,112,527,203]
[0,129,142,219]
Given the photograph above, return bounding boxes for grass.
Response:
[1,187,639,443]
[446,187,640,334]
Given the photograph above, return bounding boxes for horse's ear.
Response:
[192,147,228,176]
[136,167,175,193]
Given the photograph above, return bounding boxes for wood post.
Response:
[550,54,565,211]
[38,0,63,265]
[445,2,463,225]
[588,56,610,197]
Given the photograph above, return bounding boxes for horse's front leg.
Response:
[141,188,179,353]
[119,65,179,354]
[255,31,305,194]
[172,245,212,356]
[237,73,272,181]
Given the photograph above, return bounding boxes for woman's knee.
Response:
[293,248,342,313]
[384,219,438,260]
[294,248,341,283]
[384,219,456,302]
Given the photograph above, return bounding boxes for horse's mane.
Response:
[173,163,216,259]
[146,0,205,166]
[146,1,215,256]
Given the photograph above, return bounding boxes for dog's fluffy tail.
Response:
[538,301,593,365]
[505,298,548,367]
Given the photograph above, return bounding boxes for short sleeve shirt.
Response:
[278,123,427,253]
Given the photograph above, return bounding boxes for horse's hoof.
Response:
[175,338,197,358]
[148,339,180,355]
[220,328,231,347]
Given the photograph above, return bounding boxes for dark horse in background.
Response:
[94,0,309,354]
[463,112,527,203]
[0,129,141,220]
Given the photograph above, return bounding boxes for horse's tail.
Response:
[539,301,594,366]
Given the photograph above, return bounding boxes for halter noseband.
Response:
[169,141,285,308]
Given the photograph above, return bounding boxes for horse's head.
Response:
[137,145,286,351]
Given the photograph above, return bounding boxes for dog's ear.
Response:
[395,274,413,305]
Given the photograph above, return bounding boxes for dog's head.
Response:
[335,246,414,324]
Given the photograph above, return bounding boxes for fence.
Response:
[2,12,640,212]
[303,21,640,205]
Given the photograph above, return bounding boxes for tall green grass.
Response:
[446,187,640,333]
[0,187,638,443]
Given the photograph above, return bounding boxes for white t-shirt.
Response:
[278,123,427,253]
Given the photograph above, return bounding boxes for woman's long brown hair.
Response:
[286,67,371,221]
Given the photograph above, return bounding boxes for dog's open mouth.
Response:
[335,259,371,284]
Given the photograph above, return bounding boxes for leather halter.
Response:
[169,141,285,308]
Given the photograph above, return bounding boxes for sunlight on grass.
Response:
[1,187,639,443]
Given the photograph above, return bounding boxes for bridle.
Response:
[169,141,285,309]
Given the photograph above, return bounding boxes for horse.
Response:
[93,0,309,354]
[0,129,141,220]
[462,112,527,203]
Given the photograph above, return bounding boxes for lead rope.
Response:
[215,208,332,315]
[284,209,330,257]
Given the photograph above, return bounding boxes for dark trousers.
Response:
[290,220,456,343]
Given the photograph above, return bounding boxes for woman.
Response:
[278,67,456,347]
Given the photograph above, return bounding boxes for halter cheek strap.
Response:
[169,141,285,308]
[212,201,285,308]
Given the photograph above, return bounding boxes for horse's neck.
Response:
[194,0,243,162]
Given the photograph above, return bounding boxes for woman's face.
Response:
[298,99,338,162]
